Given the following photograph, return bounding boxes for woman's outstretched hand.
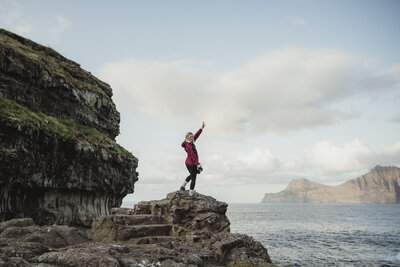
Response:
[201,121,205,129]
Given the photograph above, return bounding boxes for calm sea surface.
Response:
[226,203,400,267]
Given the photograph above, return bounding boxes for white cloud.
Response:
[391,115,400,123]
[152,139,400,186]
[49,15,70,35]
[154,155,183,173]
[301,139,374,174]
[98,48,397,139]
[301,139,400,180]
[290,17,307,25]
[99,59,210,119]
[383,142,400,154]
[151,146,284,186]
[251,108,349,133]
[204,147,281,178]
[0,0,33,35]
[389,62,400,74]
[14,25,33,34]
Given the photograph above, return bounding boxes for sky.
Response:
[1,0,400,203]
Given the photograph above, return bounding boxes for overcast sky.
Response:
[1,0,399,203]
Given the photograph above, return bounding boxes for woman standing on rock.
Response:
[180,122,205,196]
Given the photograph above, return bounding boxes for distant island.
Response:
[261,165,400,204]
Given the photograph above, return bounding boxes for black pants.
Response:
[185,164,197,190]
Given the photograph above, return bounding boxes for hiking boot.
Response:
[180,186,185,191]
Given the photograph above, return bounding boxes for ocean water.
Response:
[226,203,400,267]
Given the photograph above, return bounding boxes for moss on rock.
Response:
[0,28,108,97]
[0,96,137,161]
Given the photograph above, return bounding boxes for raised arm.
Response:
[194,122,205,141]
[193,129,202,141]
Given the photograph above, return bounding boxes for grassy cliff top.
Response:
[0,96,137,161]
[0,28,111,97]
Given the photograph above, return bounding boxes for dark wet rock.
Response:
[0,29,138,227]
[0,192,273,266]
[90,191,272,266]
[0,28,118,138]
[0,218,90,266]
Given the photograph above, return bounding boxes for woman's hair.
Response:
[185,132,194,143]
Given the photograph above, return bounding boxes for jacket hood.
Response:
[182,141,194,148]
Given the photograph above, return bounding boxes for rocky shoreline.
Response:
[0,191,273,266]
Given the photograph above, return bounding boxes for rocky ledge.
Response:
[0,191,273,266]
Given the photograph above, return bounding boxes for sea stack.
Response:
[0,28,138,227]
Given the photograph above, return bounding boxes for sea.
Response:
[227,203,400,267]
[121,201,400,267]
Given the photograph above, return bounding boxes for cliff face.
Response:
[262,166,400,204]
[0,29,119,138]
[0,29,138,226]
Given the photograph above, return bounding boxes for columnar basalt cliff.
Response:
[0,29,138,226]
[262,166,400,204]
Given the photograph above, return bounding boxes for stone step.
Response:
[116,224,173,241]
[113,214,168,226]
[128,236,180,245]
[134,200,170,215]
[110,208,135,215]
[134,202,151,214]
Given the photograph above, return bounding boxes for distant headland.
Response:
[262,165,400,204]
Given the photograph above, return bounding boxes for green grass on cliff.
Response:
[0,29,107,97]
[0,96,137,161]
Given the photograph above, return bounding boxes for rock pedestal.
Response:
[91,191,272,266]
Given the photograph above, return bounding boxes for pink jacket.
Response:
[181,129,202,166]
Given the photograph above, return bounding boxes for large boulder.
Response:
[91,191,272,266]
[0,218,90,266]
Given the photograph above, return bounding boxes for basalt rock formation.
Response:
[0,28,138,226]
[92,191,271,266]
[0,191,273,266]
[262,165,400,204]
